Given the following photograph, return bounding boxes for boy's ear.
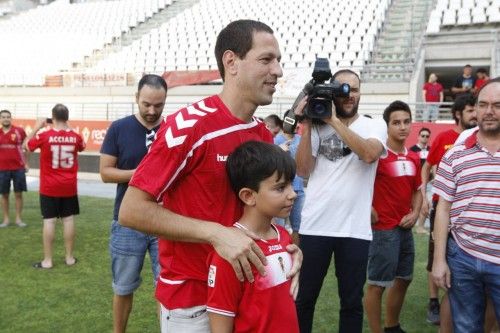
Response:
[238,187,256,206]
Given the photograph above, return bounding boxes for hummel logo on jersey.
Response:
[216,154,228,162]
[268,244,283,252]
[165,101,218,148]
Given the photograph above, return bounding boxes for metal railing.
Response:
[5,100,455,122]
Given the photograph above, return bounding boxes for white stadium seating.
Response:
[87,0,392,75]
[0,0,173,86]
[426,0,500,34]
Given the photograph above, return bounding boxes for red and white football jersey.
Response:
[207,224,299,333]
[27,128,85,197]
[372,149,422,230]
[0,126,26,170]
[129,95,273,309]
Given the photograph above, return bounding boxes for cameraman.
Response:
[294,69,387,333]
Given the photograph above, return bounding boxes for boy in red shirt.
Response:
[365,101,422,333]
[207,141,299,333]
[26,104,85,269]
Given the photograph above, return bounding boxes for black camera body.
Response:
[305,58,350,119]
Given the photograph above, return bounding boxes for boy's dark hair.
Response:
[476,68,487,75]
[215,20,273,81]
[382,100,412,124]
[451,95,476,124]
[226,141,295,196]
[419,127,431,135]
[138,74,168,92]
[0,109,11,116]
[264,114,283,129]
[52,103,69,121]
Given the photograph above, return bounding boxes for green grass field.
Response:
[0,192,439,332]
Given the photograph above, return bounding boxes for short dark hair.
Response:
[264,114,283,129]
[451,95,476,124]
[0,109,11,116]
[215,20,273,81]
[226,141,295,197]
[383,100,412,124]
[476,68,487,74]
[419,127,431,135]
[52,103,69,121]
[332,69,361,86]
[138,74,168,93]
[464,64,472,68]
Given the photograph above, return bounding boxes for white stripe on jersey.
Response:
[206,306,236,317]
[156,119,262,202]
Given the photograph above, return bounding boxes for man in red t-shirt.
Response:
[365,101,422,333]
[26,104,85,269]
[474,68,489,95]
[422,73,444,122]
[119,20,302,332]
[420,95,477,327]
[0,110,28,228]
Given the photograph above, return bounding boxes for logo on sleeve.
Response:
[165,101,218,148]
[208,265,217,288]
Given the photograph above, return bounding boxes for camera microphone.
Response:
[283,82,313,134]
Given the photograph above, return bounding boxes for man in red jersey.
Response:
[420,95,477,328]
[26,104,85,269]
[365,101,422,333]
[119,20,302,332]
[0,110,28,228]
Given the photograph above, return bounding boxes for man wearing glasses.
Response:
[420,95,477,328]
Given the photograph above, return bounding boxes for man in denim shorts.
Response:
[100,74,167,333]
[365,101,423,333]
[0,110,28,228]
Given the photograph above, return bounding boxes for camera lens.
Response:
[313,101,327,116]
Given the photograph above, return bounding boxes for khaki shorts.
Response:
[161,304,209,333]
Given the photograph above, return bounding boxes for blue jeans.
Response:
[110,220,160,295]
[367,228,414,287]
[447,237,500,333]
[296,235,370,333]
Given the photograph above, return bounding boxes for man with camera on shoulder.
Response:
[292,63,387,333]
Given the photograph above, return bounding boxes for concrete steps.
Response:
[362,0,436,82]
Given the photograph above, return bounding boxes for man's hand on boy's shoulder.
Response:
[286,244,303,300]
[210,225,267,283]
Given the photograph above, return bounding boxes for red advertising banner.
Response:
[13,119,111,152]
[407,122,455,149]
[12,119,456,153]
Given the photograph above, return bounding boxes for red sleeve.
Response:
[27,132,44,151]
[426,134,443,166]
[78,134,86,152]
[206,254,243,317]
[129,113,202,201]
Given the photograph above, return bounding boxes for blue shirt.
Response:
[274,133,304,192]
[100,115,160,220]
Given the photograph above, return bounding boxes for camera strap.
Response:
[282,109,298,134]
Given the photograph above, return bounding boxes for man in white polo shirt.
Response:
[432,77,500,332]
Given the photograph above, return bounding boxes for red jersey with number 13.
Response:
[27,128,85,197]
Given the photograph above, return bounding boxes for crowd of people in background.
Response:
[0,18,498,333]
[422,64,491,122]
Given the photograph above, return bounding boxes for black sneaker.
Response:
[426,302,440,325]
[384,324,406,333]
